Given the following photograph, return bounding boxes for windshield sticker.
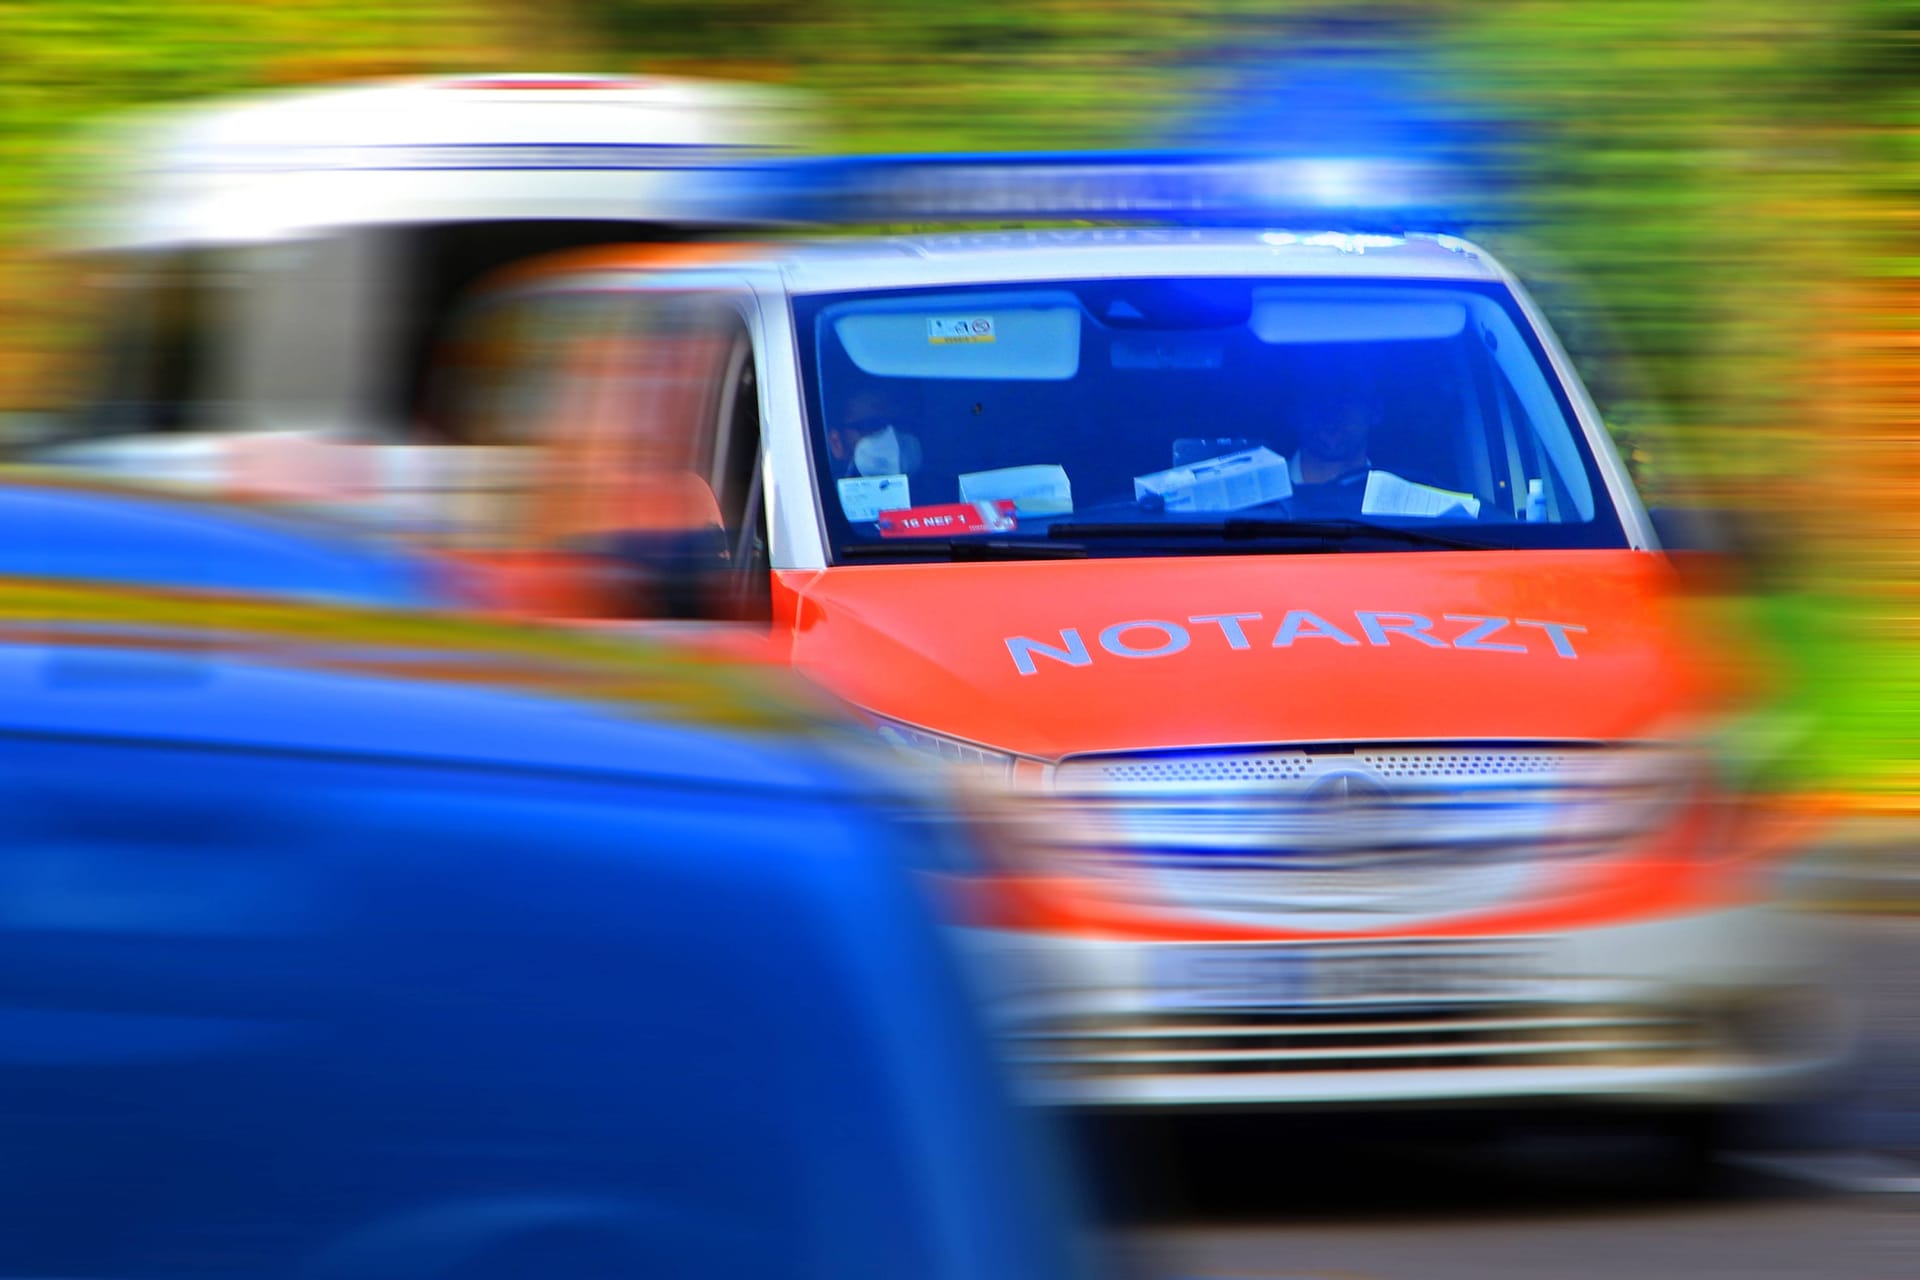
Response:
[877,499,1017,539]
[837,473,911,522]
[1003,611,1588,675]
[928,315,997,345]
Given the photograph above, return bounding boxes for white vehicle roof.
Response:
[772,228,1505,294]
[77,73,808,250]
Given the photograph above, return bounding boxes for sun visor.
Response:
[827,292,1081,379]
[1251,290,1467,343]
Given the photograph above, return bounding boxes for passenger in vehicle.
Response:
[829,390,924,479]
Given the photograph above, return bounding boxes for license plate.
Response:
[1149,941,1544,1010]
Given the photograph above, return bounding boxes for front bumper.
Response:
[964,906,1854,1109]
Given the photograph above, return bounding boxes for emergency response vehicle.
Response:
[411,154,1848,1117]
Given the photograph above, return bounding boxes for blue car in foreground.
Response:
[0,474,461,607]
[0,587,1089,1280]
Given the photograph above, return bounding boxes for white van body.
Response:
[41,74,806,503]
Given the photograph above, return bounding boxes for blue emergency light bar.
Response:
[760,149,1494,232]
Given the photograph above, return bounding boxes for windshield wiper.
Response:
[1047,517,1507,551]
[840,538,1088,562]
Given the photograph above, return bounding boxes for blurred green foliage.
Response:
[1760,590,1920,795]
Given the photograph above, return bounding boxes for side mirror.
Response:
[595,525,734,620]
[580,472,739,621]
[1648,505,1727,555]
[1648,505,1767,593]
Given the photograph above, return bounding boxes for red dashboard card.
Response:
[876,500,1018,538]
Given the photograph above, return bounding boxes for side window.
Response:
[427,290,622,447]
[415,290,623,549]
[425,283,768,619]
[711,330,761,544]
[1470,297,1599,524]
[1494,371,1583,523]
[551,288,765,621]
[709,331,771,622]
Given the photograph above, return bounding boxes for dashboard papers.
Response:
[1134,446,1291,513]
[837,474,912,522]
[958,464,1074,515]
[1362,471,1482,519]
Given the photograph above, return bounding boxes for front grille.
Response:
[1065,750,1313,789]
[1052,745,1589,794]
[1353,747,1583,782]
[1025,743,1688,920]
[1010,1004,1716,1079]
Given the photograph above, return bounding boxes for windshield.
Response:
[795,276,1628,561]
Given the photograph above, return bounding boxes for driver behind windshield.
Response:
[1285,367,1383,516]
[1282,365,1488,522]
[1289,369,1380,488]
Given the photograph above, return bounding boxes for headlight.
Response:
[857,714,1052,890]
[863,713,1019,782]
[1545,741,1708,850]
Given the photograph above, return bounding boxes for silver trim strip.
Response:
[753,273,829,570]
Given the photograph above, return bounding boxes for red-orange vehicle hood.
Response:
[778,551,1721,758]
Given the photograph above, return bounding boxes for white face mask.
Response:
[853,424,901,477]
